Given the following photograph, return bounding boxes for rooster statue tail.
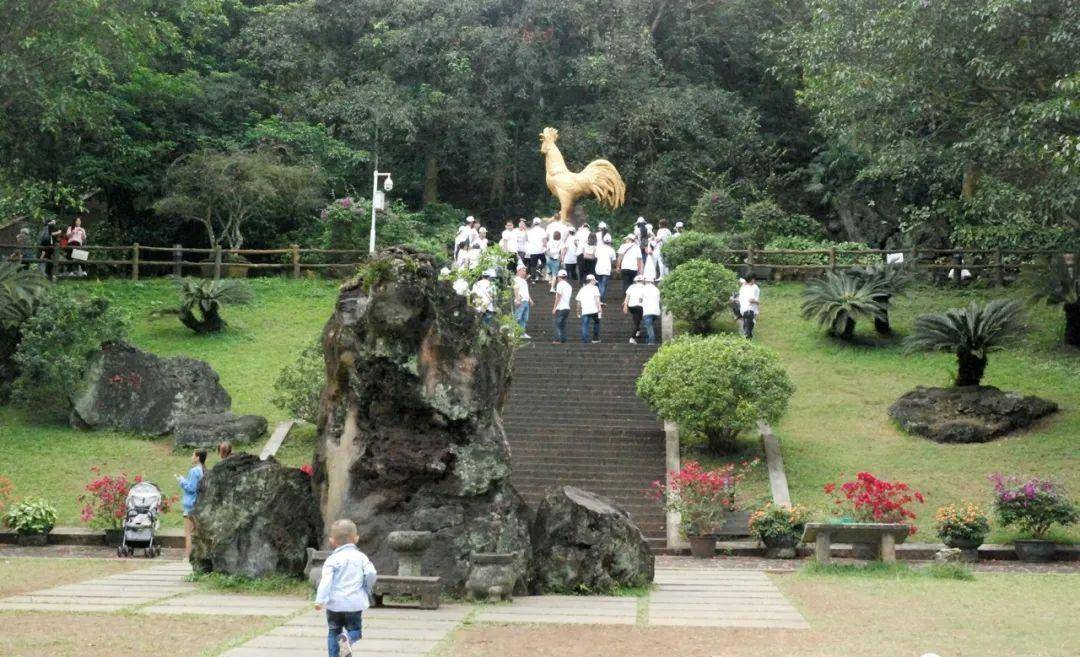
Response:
[580,159,626,210]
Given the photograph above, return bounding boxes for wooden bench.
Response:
[801,523,911,563]
[373,575,441,610]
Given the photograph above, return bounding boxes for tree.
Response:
[735,199,821,248]
[801,270,888,340]
[637,335,794,453]
[1034,252,1080,347]
[155,149,324,251]
[660,260,739,334]
[174,278,254,334]
[905,300,1027,387]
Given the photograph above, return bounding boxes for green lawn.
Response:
[0,277,337,527]
[751,281,1080,540]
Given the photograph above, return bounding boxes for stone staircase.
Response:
[502,277,668,547]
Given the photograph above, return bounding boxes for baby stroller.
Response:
[117,481,164,558]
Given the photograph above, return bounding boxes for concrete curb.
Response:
[0,527,185,549]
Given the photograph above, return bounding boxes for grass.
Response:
[0,556,149,597]
[188,571,311,597]
[0,277,339,527]
[800,561,975,581]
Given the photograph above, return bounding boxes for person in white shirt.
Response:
[655,219,672,244]
[617,235,642,291]
[545,229,564,292]
[640,275,663,345]
[579,223,597,279]
[576,274,603,343]
[512,264,531,338]
[673,221,684,235]
[560,227,579,281]
[593,233,616,300]
[471,269,496,325]
[475,226,489,250]
[514,219,528,265]
[622,274,646,343]
[454,219,472,260]
[465,243,482,269]
[314,519,377,657]
[551,270,573,343]
[499,220,515,252]
[526,218,547,282]
[738,274,761,339]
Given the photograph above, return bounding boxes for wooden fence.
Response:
[0,242,1070,284]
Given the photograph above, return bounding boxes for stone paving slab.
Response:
[648,568,808,629]
[0,561,195,613]
[0,602,126,613]
[475,611,635,625]
[140,594,308,617]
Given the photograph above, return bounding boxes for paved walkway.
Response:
[474,594,637,625]
[221,605,471,657]
[648,568,808,629]
[0,561,194,613]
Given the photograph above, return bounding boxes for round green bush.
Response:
[736,200,821,247]
[3,497,57,535]
[637,335,795,453]
[662,231,733,270]
[660,260,739,334]
[689,187,740,232]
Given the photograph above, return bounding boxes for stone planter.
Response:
[386,530,433,577]
[762,534,799,559]
[465,552,516,602]
[688,535,716,559]
[16,532,48,547]
[105,529,124,547]
[1014,539,1057,563]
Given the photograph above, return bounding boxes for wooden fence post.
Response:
[828,247,837,272]
[173,244,182,277]
[995,249,1004,287]
[50,244,61,281]
[291,244,300,279]
[131,243,140,281]
[213,245,222,280]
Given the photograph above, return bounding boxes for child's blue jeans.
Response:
[327,609,363,657]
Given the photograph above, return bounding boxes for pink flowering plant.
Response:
[653,460,758,537]
[824,472,925,535]
[990,474,1077,539]
[78,468,175,530]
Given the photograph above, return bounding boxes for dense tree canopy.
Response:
[0,0,1075,251]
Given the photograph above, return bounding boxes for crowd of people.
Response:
[449,214,685,344]
[8,215,89,278]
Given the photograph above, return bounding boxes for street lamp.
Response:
[369,170,394,254]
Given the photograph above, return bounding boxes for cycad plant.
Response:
[849,263,911,334]
[801,270,888,340]
[905,299,1026,387]
[1034,251,1079,347]
[0,262,49,329]
[174,277,253,333]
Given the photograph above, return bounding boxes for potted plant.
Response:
[3,497,57,546]
[749,503,809,558]
[653,460,755,558]
[78,469,175,545]
[935,502,990,555]
[990,474,1078,562]
[824,472,925,558]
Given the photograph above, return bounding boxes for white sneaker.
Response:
[629,338,636,344]
[522,333,531,339]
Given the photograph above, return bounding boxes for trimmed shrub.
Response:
[661,260,739,334]
[689,187,740,232]
[736,200,821,247]
[637,335,795,453]
[11,289,127,415]
[662,231,733,270]
[272,338,324,423]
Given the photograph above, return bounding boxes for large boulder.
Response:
[70,341,231,435]
[174,412,268,448]
[190,453,321,578]
[530,486,654,594]
[889,385,1058,444]
[315,247,532,593]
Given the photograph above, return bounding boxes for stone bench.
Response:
[373,575,442,610]
[801,523,911,563]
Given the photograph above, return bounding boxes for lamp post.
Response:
[369,170,394,254]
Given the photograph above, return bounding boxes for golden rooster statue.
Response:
[540,127,626,222]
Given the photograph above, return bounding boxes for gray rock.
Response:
[889,385,1058,444]
[934,548,963,564]
[174,413,267,448]
[530,486,654,594]
[70,341,231,435]
[315,248,532,593]
[191,453,321,578]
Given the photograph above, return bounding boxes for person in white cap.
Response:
[514,218,528,265]
[634,216,650,262]
[545,227,564,292]
[593,232,616,300]
[674,221,685,234]
[617,234,642,291]
[476,226,489,250]
[622,274,646,343]
[512,264,531,338]
[576,274,603,343]
[597,221,610,244]
[471,269,496,326]
[526,218,547,282]
[551,269,573,343]
[560,227,579,281]
[454,219,472,260]
[641,275,662,344]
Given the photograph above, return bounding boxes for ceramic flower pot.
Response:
[762,534,799,559]
[688,535,716,559]
[943,536,983,551]
[1013,539,1057,563]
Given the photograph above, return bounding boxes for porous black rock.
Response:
[69,341,231,434]
[174,412,268,448]
[889,385,1058,443]
[315,247,532,593]
[530,486,654,594]
[190,453,321,578]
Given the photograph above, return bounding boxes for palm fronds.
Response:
[0,263,49,329]
[173,277,253,333]
[905,299,1027,386]
[801,270,888,339]
[1035,251,1079,307]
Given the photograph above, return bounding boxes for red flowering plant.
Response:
[653,460,758,537]
[299,463,314,477]
[823,472,925,535]
[78,468,176,530]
